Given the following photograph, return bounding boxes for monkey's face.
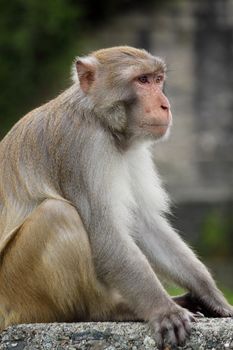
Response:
[128,71,172,140]
[75,46,172,141]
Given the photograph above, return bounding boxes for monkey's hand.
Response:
[173,292,233,318]
[149,301,195,349]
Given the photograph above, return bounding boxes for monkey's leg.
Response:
[0,199,135,329]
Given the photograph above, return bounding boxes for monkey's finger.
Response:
[160,317,177,346]
[182,317,192,336]
[194,311,205,317]
[151,322,164,349]
[170,314,187,345]
[187,311,196,322]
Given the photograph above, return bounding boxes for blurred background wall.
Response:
[0,0,232,296]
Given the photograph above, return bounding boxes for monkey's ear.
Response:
[75,57,97,94]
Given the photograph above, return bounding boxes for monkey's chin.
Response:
[145,124,171,140]
[147,124,171,144]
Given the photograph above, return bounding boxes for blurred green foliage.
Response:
[200,210,233,258]
[0,0,84,138]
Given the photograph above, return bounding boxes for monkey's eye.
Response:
[138,75,149,84]
[155,75,164,84]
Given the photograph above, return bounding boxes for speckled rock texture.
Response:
[0,319,233,349]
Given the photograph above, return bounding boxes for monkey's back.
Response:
[0,91,75,248]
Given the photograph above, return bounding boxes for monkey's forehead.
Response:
[91,46,166,73]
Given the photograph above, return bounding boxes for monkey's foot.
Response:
[175,293,233,318]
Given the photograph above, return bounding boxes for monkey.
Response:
[0,46,232,349]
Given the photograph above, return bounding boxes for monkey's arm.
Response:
[73,197,194,347]
[134,213,233,317]
[87,209,176,316]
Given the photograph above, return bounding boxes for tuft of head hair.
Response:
[91,46,151,63]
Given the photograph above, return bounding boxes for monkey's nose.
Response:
[161,104,169,111]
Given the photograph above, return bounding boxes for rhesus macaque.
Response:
[0,46,232,349]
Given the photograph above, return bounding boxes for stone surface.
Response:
[0,318,233,349]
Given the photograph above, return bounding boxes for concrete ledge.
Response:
[0,318,233,349]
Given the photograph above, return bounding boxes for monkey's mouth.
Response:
[148,124,168,127]
[140,123,169,128]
